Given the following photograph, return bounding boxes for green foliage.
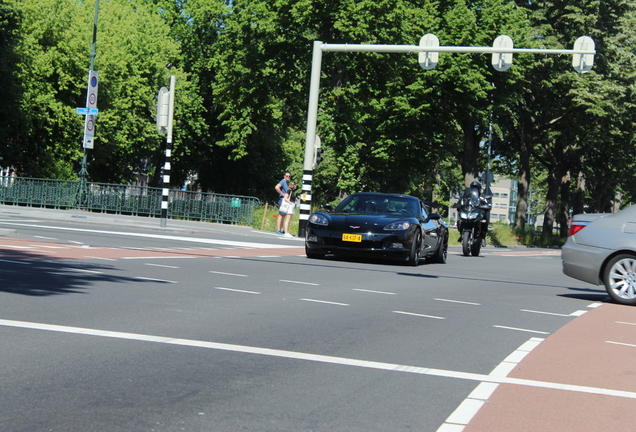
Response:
[2,0,636,240]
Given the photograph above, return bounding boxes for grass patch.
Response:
[448,221,565,247]
[252,203,300,235]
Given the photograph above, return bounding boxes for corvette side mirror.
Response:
[424,213,442,223]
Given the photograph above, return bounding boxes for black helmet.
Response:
[470,180,482,192]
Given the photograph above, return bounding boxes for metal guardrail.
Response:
[0,177,260,225]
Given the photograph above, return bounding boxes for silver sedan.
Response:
[562,205,636,305]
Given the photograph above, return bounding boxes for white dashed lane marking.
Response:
[215,287,261,295]
[393,311,445,320]
[209,271,248,277]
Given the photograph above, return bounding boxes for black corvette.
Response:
[305,192,448,265]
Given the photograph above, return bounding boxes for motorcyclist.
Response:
[456,180,490,243]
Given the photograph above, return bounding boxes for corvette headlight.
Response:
[309,213,329,226]
[384,221,411,230]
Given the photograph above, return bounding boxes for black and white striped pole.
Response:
[157,75,176,228]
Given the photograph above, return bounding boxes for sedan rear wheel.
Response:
[603,254,636,305]
[407,230,422,266]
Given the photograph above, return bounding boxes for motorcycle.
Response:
[453,188,491,257]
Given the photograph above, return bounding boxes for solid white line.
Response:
[210,271,247,277]
[281,279,320,286]
[393,311,445,320]
[435,298,481,306]
[1,319,634,401]
[215,287,261,295]
[134,277,178,284]
[34,236,58,240]
[493,325,549,335]
[300,298,349,306]
[353,289,396,295]
[0,222,300,249]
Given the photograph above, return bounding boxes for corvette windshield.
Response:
[334,195,418,217]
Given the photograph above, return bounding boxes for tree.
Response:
[0,1,23,171]
[7,0,189,183]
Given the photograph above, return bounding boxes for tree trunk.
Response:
[514,114,532,232]
[559,170,571,238]
[573,155,586,215]
[541,146,564,242]
[461,119,481,188]
[613,190,623,213]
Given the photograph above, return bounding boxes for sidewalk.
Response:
[0,204,255,236]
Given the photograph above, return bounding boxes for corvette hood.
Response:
[327,213,407,231]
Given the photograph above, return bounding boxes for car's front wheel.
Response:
[603,254,636,305]
[461,231,471,257]
[407,230,422,266]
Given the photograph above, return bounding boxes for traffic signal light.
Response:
[156,87,170,134]
[315,147,324,166]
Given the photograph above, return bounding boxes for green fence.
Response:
[0,177,260,225]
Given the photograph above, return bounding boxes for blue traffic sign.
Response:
[76,108,99,115]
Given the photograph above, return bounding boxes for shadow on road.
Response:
[0,249,144,296]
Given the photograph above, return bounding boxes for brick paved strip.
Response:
[0,238,304,261]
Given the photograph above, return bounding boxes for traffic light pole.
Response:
[298,41,323,237]
[297,35,595,237]
[160,75,176,228]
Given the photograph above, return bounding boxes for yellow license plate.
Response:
[342,233,362,242]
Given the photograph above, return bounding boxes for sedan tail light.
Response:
[568,221,589,237]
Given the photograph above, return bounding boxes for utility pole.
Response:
[297,35,595,237]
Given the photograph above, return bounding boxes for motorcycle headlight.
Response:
[309,213,329,226]
[384,221,411,231]
[461,210,480,220]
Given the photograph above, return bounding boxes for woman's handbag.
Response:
[279,200,290,214]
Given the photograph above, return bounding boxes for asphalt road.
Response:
[0,205,617,431]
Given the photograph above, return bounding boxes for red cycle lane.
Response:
[464,302,636,432]
[0,238,305,261]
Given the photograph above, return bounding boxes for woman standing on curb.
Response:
[282,181,297,237]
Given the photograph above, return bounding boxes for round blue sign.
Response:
[91,76,98,87]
